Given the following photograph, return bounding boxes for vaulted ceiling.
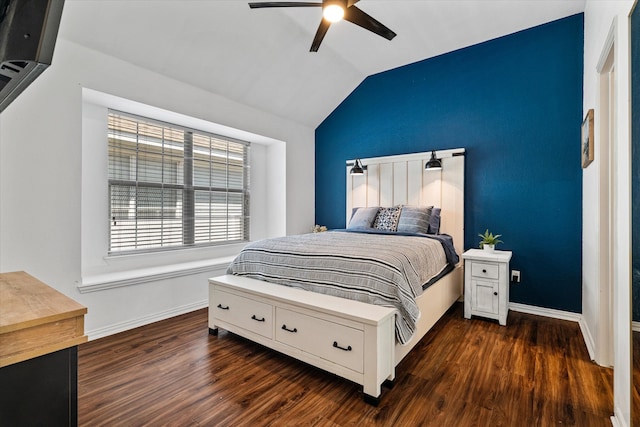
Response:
[59,0,585,128]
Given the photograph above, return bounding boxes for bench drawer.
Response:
[275,307,364,373]
[213,289,273,339]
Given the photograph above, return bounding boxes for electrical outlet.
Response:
[511,270,521,283]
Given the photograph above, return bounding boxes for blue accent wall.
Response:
[315,14,584,313]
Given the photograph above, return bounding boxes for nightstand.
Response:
[462,249,512,326]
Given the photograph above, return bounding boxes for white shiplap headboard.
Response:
[346,149,465,257]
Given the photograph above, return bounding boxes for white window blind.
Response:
[108,110,250,254]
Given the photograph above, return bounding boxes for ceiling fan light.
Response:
[323,4,344,22]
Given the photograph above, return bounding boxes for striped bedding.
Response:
[226,230,452,344]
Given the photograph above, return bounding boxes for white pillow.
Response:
[347,207,379,229]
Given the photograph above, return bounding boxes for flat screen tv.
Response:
[0,0,65,112]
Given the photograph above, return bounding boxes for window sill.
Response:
[78,256,235,293]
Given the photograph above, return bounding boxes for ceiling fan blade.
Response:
[310,19,331,52]
[249,2,322,8]
[344,5,396,41]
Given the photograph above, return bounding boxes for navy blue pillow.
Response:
[429,208,441,234]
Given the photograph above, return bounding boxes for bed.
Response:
[208,149,465,404]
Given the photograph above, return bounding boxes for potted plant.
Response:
[478,229,502,251]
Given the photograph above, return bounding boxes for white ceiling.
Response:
[59,0,585,128]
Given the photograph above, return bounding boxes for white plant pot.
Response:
[483,244,495,252]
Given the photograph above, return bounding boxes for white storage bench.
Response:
[208,274,397,404]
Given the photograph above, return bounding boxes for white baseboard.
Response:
[611,408,629,427]
[86,299,208,340]
[579,316,597,361]
[509,302,581,322]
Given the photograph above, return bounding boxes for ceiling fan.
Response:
[248,0,397,52]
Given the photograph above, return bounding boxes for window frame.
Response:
[107,109,251,255]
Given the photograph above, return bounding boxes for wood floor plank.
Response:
[78,303,613,426]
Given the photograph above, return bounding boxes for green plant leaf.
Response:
[478,229,503,245]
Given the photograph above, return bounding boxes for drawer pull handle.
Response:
[493,292,498,296]
[333,341,352,352]
[482,269,487,273]
[217,304,230,310]
[281,324,297,333]
[251,314,266,322]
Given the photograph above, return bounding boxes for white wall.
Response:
[583,1,634,426]
[0,37,314,339]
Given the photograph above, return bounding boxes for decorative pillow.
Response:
[397,206,433,234]
[373,206,402,232]
[347,206,379,229]
[428,207,441,234]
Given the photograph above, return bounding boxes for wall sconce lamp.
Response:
[349,158,367,175]
[425,151,442,171]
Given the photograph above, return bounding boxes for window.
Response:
[108,110,250,253]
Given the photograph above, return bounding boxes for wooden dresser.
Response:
[0,271,87,426]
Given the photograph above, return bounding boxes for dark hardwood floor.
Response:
[78,303,613,426]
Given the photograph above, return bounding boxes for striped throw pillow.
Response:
[397,206,433,234]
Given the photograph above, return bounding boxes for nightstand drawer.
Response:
[470,262,499,280]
